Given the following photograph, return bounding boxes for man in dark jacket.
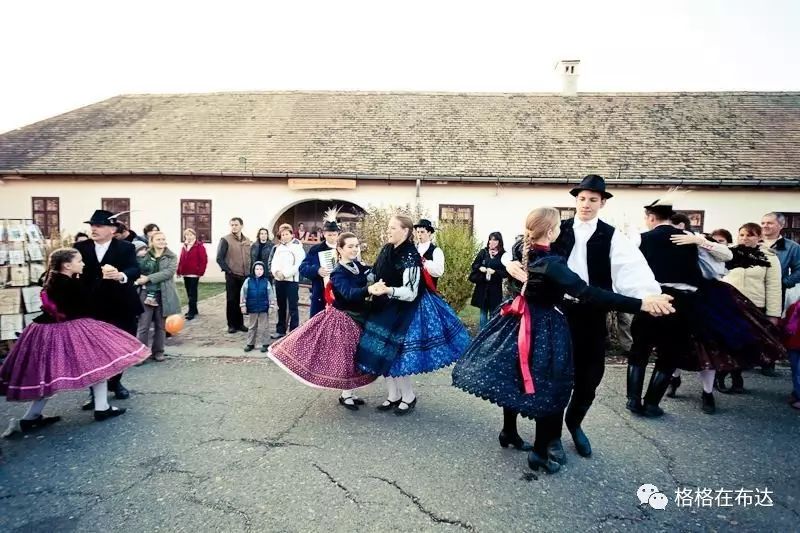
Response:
[299,219,340,318]
[74,210,144,405]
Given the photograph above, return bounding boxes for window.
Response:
[438,204,474,232]
[181,199,212,243]
[101,198,130,226]
[783,212,800,242]
[31,197,60,238]
[675,210,705,233]
[556,207,576,221]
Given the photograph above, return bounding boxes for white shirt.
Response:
[271,241,306,282]
[567,217,661,299]
[417,241,445,278]
[95,240,127,284]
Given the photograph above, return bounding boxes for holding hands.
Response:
[507,261,526,283]
[368,280,390,296]
[102,264,125,282]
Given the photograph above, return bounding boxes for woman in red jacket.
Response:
[177,228,208,320]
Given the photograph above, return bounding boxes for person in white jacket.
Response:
[270,224,306,339]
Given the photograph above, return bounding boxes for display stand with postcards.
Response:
[0,220,49,359]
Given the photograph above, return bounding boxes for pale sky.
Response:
[1,0,798,134]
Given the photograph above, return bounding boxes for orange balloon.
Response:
[165,314,185,335]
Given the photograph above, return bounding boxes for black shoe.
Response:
[185,314,196,321]
[527,451,561,474]
[113,384,130,400]
[701,392,716,414]
[547,439,567,465]
[642,370,672,418]
[625,364,647,413]
[565,404,592,457]
[81,399,95,411]
[666,375,682,398]
[394,397,417,415]
[351,397,365,405]
[244,345,255,352]
[228,327,237,334]
[270,332,285,340]
[376,399,401,411]
[338,396,359,411]
[94,407,127,421]
[498,431,533,451]
[260,345,269,353]
[238,326,249,333]
[165,332,173,338]
[19,415,62,433]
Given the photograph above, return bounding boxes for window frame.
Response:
[31,196,60,239]
[180,199,213,244]
[101,198,130,227]
[438,204,474,233]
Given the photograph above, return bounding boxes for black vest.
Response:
[639,225,702,286]
[421,243,439,287]
[552,218,614,290]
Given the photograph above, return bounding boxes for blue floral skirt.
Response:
[452,303,573,418]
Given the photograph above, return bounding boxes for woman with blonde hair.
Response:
[135,232,181,362]
[453,208,672,474]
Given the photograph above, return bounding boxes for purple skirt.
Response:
[267,307,376,390]
[0,319,151,401]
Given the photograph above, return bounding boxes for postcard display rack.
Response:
[0,220,46,345]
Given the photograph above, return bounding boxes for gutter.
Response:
[1,169,798,188]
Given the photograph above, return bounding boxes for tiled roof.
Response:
[1,91,799,181]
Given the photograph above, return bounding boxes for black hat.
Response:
[84,210,118,226]
[643,188,686,219]
[322,220,341,232]
[413,219,435,233]
[569,174,613,199]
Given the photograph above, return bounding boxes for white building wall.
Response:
[1,178,797,281]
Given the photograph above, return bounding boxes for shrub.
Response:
[435,222,480,314]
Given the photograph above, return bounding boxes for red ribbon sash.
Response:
[420,258,439,294]
[324,281,335,306]
[500,290,535,395]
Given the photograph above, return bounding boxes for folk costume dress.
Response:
[267,261,376,390]
[356,241,470,377]
[452,244,642,418]
[0,273,150,401]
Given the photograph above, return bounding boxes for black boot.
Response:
[547,439,567,465]
[625,364,647,413]
[715,371,730,393]
[729,370,746,394]
[760,363,778,377]
[564,403,592,457]
[701,392,716,414]
[666,375,682,398]
[642,370,673,418]
[527,450,561,474]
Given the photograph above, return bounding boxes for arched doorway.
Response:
[272,199,366,242]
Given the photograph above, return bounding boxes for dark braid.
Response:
[44,248,80,291]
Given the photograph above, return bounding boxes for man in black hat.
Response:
[625,195,704,418]
[74,210,144,406]
[414,219,445,287]
[299,214,341,318]
[520,174,664,463]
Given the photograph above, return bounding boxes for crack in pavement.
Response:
[132,390,229,406]
[182,494,253,532]
[593,507,651,531]
[371,476,476,531]
[596,397,689,489]
[0,488,101,501]
[272,392,322,442]
[311,463,361,507]
[197,436,319,451]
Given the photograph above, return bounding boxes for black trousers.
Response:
[566,304,608,412]
[628,288,693,372]
[275,281,299,334]
[184,277,200,316]
[225,273,246,329]
[106,315,138,389]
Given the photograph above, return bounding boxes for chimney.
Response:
[557,60,580,96]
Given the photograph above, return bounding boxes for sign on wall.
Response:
[288,179,356,190]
